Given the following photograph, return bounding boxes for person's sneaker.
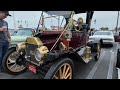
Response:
[0,69,2,73]
[1,69,4,72]
[0,67,4,72]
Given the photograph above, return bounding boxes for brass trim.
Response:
[60,42,67,50]
[85,46,91,61]
[34,46,49,61]
[16,42,26,52]
[26,37,43,45]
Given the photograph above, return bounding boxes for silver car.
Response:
[88,31,115,48]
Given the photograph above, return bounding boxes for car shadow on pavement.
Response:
[0,70,40,79]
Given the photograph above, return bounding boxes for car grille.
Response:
[25,43,40,66]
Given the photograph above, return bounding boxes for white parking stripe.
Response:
[86,51,106,79]
[107,52,114,79]
[117,68,120,79]
[110,48,113,52]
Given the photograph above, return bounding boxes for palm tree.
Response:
[100,27,104,30]
[105,27,109,30]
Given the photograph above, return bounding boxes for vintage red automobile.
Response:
[2,11,101,79]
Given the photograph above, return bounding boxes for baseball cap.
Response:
[0,11,11,16]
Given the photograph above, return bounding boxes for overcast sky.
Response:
[5,11,120,30]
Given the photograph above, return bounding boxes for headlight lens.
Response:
[34,46,49,62]
[34,49,42,62]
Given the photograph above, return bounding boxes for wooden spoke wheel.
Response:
[44,58,74,79]
[53,63,72,79]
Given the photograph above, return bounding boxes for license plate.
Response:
[28,65,36,74]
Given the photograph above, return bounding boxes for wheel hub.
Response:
[16,58,23,66]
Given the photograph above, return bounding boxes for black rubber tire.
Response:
[94,43,101,61]
[100,39,103,47]
[91,43,97,52]
[87,43,96,52]
[44,58,74,79]
[94,51,100,61]
[116,49,120,68]
[91,43,101,52]
[2,48,27,75]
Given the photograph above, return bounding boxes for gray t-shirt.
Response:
[0,20,8,41]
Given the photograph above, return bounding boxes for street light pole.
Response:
[13,11,16,30]
[116,11,119,32]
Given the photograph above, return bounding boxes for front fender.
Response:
[9,44,17,49]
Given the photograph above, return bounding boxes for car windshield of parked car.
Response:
[9,30,14,35]
[14,29,32,36]
[93,31,112,36]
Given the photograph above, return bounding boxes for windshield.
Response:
[9,30,14,35]
[42,12,87,30]
[15,29,33,36]
[93,31,112,35]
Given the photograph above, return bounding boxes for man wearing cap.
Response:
[0,11,11,72]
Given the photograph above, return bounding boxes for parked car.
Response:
[11,28,35,42]
[88,31,115,48]
[9,30,14,36]
[2,11,101,79]
[9,28,36,49]
[9,29,17,36]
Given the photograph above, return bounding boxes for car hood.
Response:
[11,36,28,42]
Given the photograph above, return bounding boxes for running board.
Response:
[81,57,92,64]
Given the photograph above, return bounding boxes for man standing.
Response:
[0,11,11,72]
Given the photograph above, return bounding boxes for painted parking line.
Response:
[86,51,106,79]
[107,52,114,79]
[117,68,120,79]
[110,48,113,52]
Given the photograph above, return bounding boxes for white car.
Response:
[88,31,115,47]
